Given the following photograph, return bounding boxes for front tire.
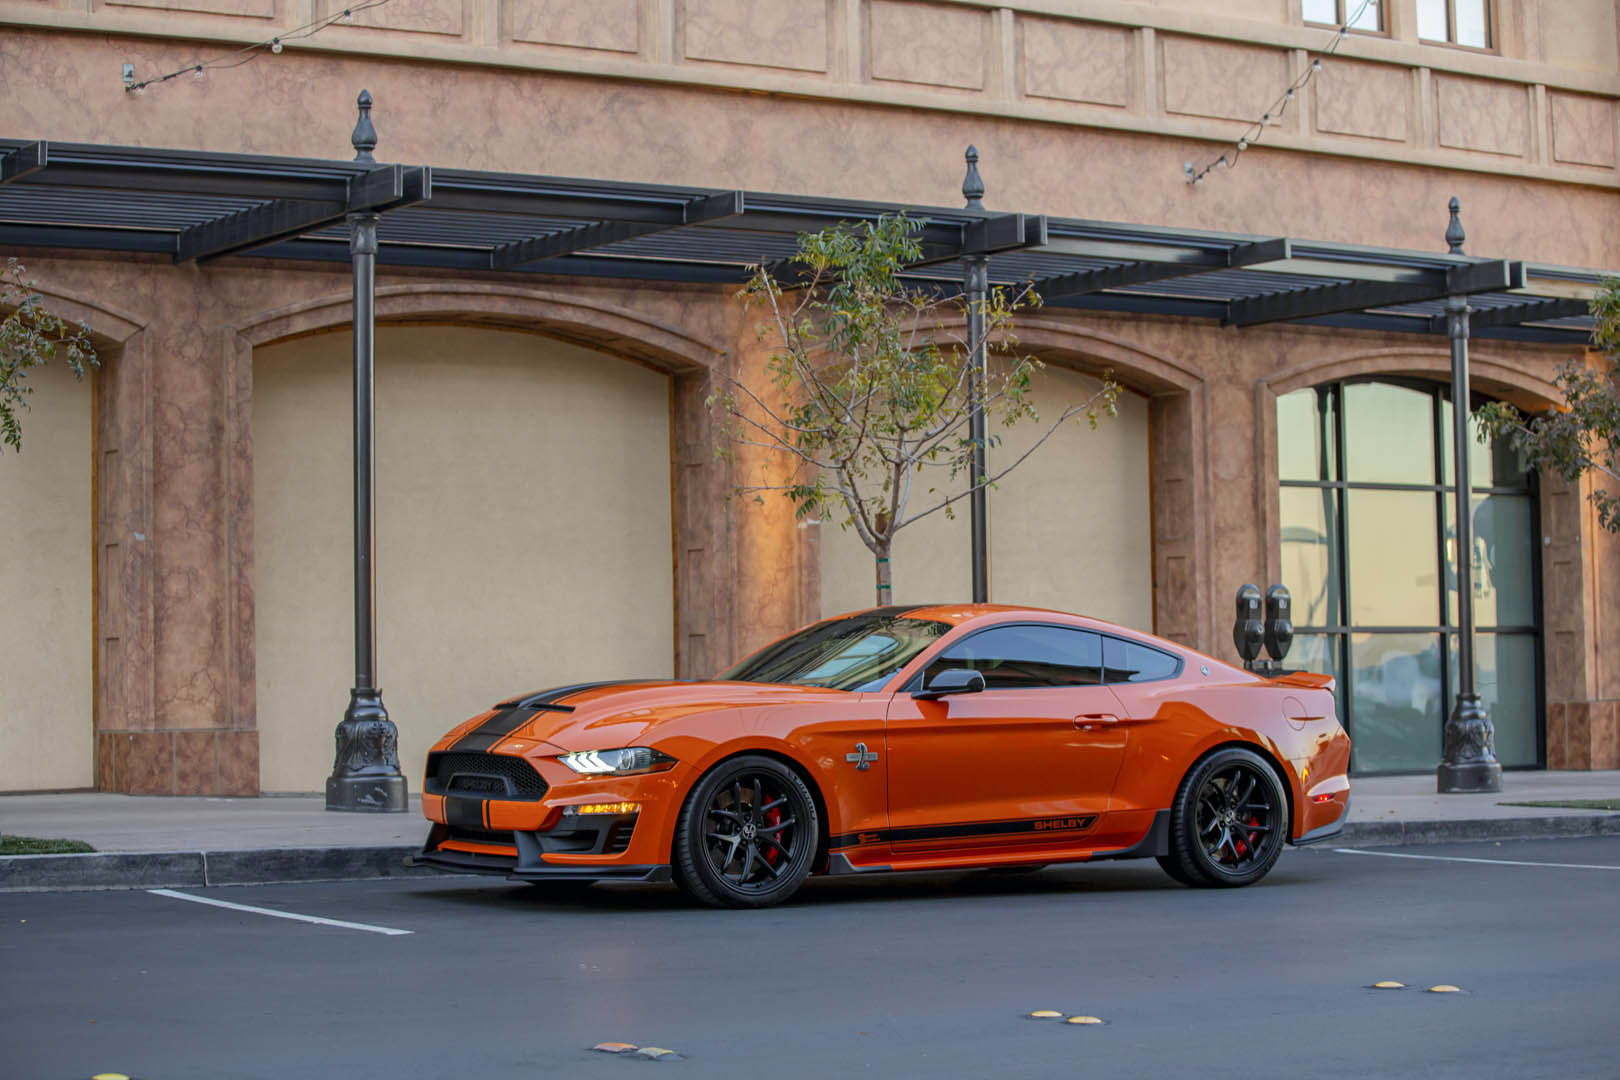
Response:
[672,755,819,908]
[1160,747,1287,888]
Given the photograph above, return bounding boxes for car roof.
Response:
[842,603,1164,642]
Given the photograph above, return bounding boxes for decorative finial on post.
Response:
[962,145,985,211]
[352,90,377,164]
[1445,196,1465,255]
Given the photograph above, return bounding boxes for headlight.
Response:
[558,747,677,776]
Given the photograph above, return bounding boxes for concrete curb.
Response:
[0,844,432,892]
[3,814,1618,891]
[1335,813,1620,848]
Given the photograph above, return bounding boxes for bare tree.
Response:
[709,213,1119,604]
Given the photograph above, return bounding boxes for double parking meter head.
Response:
[1234,584,1293,668]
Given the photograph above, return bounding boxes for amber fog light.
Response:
[563,801,642,817]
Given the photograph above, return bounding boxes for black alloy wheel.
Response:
[1159,746,1286,888]
[673,755,819,908]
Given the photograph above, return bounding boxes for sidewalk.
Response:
[3,772,1618,891]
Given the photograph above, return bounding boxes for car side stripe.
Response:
[828,815,1099,850]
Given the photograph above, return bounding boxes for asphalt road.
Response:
[5,838,1619,1080]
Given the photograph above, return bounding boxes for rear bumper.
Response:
[1290,794,1350,846]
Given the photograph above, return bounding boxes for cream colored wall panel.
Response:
[1535,0,1619,74]
[1437,75,1529,157]
[342,0,465,37]
[818,367,1151,632]
[987,369,1151,630]
[684,0,829,74]
[1550,92,1617,168]
[105,0,273,17]
[0,361,93,792]
[1162,35,1288,124]
[1314,59,1408,142]
[254,327,673,793]
[818,494,973,618]
[869,0,987,91]
[1021,17,1131,107]
[509,0,640,53]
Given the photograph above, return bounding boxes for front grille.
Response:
[446,825,516,847]
[425,751,548,800]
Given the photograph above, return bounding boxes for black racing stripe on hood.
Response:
[449,707,535,753]
[453,681,662,753]
[498,680,662,710]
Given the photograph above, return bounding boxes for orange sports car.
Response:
[414,604,1350,907]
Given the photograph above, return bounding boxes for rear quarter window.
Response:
[1102,636,1182,683]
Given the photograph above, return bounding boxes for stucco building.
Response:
[1,0,1617,795]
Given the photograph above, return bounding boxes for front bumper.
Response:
[411,831,673,883]
[419,759,686,882]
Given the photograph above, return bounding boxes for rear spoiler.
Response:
[1261,671,1335,692]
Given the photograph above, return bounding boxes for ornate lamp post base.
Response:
[1437,694,1503,794]
[325,687,409,812]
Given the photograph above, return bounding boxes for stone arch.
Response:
[235,283,726,373]
[1263,344,1563,410]
[2,282,147,348]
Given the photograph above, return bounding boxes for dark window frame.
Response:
[1303,0,1387,37]
[1277,378,1543,774]
[1415,0,1496,52]
[902,622,1183,694]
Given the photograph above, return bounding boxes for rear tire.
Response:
[672,755,819,908]
[1160,747,1287,889]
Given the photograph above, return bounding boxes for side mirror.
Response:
[915,668,986,700]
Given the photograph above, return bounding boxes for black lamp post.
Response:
[962,146,990,603]
[1436,197,1503,794]
[326,90,409,812]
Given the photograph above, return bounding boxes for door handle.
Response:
[1076,713,1121,725]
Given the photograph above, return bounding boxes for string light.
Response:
[1184,0,1375,185]
[123,1,384,94]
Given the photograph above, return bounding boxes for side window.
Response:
[923,625,1104,690]
[1102,636,1181,684]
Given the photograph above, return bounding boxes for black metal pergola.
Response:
[3,102,1606,803]
[0,133,1601,344]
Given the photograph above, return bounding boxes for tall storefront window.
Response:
[1277,380,1542,773]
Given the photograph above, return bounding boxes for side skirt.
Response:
[823,810,1174,876]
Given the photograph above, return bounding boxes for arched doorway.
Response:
[1276,378,1542,773]
[252,325,675,793]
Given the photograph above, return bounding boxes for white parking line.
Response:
[148,889,414,935]
[1333,848,1620,871]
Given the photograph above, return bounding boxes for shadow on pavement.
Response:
[403,856,1324,914]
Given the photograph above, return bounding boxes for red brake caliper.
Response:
[1233,816,1259,858]
[763,806,783,864]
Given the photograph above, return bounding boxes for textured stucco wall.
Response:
[252,326,674,792]
[0,359,93,791]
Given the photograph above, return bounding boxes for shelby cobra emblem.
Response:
[845,742,879,770]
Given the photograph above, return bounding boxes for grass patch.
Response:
[1498,799,1620,812]
[0,835,95,855]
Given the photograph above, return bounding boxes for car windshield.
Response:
[718,613,951,692]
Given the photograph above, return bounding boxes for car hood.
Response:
[489,680,853,753]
